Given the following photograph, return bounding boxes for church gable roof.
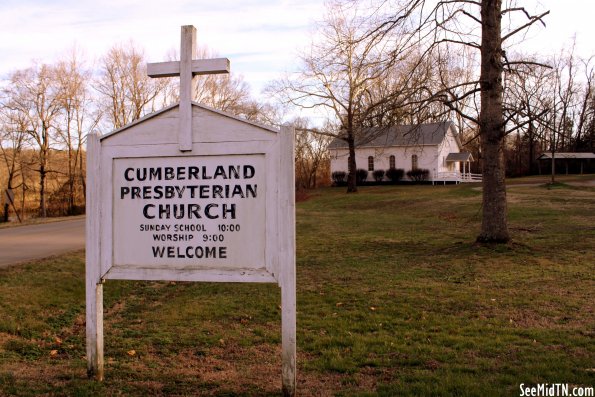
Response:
[328,121,457,149]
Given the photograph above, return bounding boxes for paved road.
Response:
[0,218,85,268]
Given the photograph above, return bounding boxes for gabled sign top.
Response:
[147,25,231,152]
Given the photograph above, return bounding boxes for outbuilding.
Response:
[536,152,595,175]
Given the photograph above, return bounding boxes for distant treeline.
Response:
[2,3,594,220]
[0,43,331,221]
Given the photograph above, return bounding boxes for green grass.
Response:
[0,179,594,396]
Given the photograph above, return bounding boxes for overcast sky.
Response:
[0,0,593,99]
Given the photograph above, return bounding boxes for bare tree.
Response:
[0,107,29,221]
[503,50,595,178]
[538,47,592,181]
[373,0,549,242]
[574,57,595,152]
[293,118,333,190]
[3,63,63,217]
[195,70,278,123]
[194,48,252,113]
[163,45,274,123]
[54,49,99,214]
[95,42,169,130]
[269,0,426,192]
[505,57,552,175]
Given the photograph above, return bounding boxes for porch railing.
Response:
[433,171,482,184]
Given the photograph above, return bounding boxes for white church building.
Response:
[329,121,480,183]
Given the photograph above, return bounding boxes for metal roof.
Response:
[537,152,595,160]
[328,121,458,149]
[446,152,474,162]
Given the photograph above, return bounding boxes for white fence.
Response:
[433,171,482,184]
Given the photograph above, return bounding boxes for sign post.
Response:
[86,25,296,396]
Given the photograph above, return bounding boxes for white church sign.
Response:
[86,26,296,396]
[113,155,266,269]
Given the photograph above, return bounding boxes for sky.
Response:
[0,0,594,100]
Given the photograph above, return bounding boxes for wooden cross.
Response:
[147,25,230,151]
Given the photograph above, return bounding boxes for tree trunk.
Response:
[39,164,47,218]
[550,151,556,183]
[346,135,358,193]
[4,170,15,222]
[67,130,75,215]
[528,121,535,174]
[80,147,86,202]
[477,0,510,243]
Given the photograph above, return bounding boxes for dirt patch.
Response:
[0,333,19,351]
[296,190,312,202]
[438,211,458,221]
[566,179,595,187]
[0,361,87,387]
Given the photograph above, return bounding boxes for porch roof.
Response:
[446,152,474,162]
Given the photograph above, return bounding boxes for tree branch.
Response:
[502,11,550,42]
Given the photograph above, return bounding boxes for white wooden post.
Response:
[280,125,296,397]
[85,131,104,380]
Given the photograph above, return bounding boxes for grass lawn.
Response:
[0,179,593,396]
